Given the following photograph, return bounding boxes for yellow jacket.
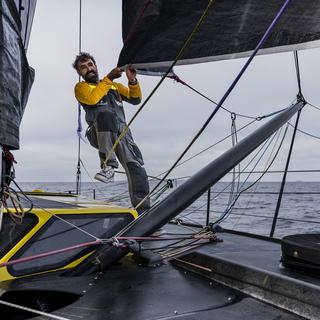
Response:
[74,76,142,106]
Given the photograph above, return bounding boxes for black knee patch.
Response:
[96,111,118,132]
[126,162,150,208]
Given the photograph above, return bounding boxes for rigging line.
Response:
[161,239,212,259]
[179,129,281,220]
[113,234,214,242]
[102,0,215,169]
[226,211,320,225]
[76,0,83,195]
[134,0,293,210]
[270,109,302,237]
[307,101,320,112]
[148,240,198,253]
[227,113,241,210]
[0,299,72,320]
[0,241,102,268]
[6,179,33,213]
[294,51,303,96]
[102,171,168,203]
[231,126,285,228]
[178,136,275,220]
[79,159,106,196]
[188,131,276,208]
[168,74,256,120]
[116,169,167,182]
[214,124,289,225]
[11,178,102,240]
[233,125,284,205]
[153,237,212,254]
[288,122,320,140]
[156,119,257,178]
[169,74,290,122]
[36,206,101,241]
[175,215,204,228]
[220,127,284,222]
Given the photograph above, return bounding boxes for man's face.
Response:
[77,58,99,83]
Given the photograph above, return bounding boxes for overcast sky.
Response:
[15,0,320,183]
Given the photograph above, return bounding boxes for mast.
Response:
[68,99,305,276]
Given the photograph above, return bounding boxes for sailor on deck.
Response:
[73,52,150,211]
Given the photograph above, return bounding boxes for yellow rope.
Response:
[102,0,215,170]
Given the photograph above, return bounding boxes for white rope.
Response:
[0,299,72,320]
[9,180,101,241]
[38,207,101,241]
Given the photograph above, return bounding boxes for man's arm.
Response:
[117,82,142,105]
[75,68,123,105]
[75,77,114,105]
[116,67,142,105]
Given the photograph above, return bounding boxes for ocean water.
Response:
[14,180,320,239]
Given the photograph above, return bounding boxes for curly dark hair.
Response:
[72,52,96,70]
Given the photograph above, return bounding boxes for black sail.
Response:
[118,0,320,69]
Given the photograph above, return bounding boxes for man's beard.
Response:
[84,70,99,83]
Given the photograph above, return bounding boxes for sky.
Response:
[14,0,320,183]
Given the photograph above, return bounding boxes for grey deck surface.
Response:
[196,230,320,285]
[28,224,308,320]
[2,224,314,319]
[38,258,302,320]
[171,225,320,319]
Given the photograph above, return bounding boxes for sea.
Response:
[14,181,320,239]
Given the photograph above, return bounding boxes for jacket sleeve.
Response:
[116,82,142,105]
[74,76,114,105]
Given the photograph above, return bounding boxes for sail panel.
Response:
[118,0,320,68]
[0,0,35,149]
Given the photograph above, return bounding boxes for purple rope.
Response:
[0,240,102,268]
[147,0,293,198]
[201,0,292,135]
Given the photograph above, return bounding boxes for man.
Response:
[73,52,150,211]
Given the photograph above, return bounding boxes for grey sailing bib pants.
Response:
[82,90,150,210]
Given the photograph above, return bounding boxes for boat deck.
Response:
[172,225,320,320]
[27,224,317,320]
[2,194,318,319]
[50,255,302,320]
